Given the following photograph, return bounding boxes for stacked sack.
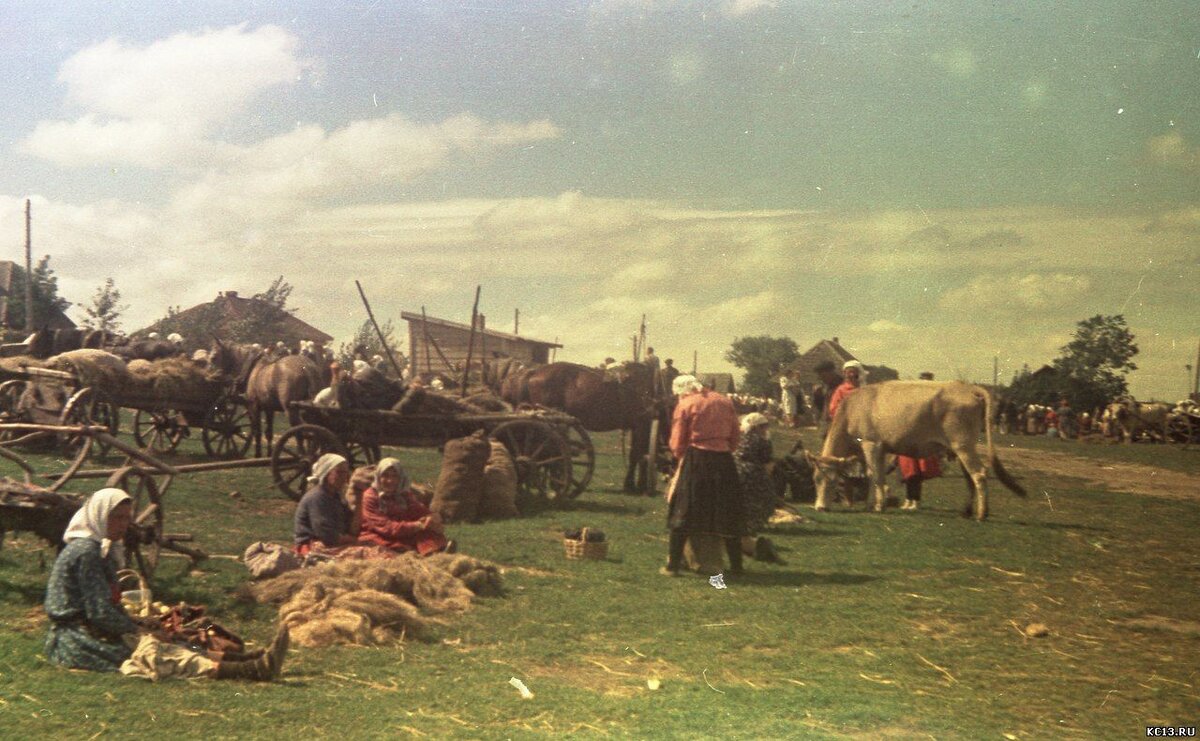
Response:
[430,431,520,522]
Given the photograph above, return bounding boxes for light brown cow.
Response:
[809,381,1026,520]
[1107,397,1170,443]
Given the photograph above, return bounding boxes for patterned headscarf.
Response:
[62,488,132,562]
[372,457,412,497]
[307,453,348,487]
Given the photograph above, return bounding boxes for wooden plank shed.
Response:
[401,310,561,374]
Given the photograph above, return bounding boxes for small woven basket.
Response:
[117,569,151,617]
[563,527,608,560]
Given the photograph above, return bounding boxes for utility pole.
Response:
[692,351,697,375]
[993,355,999,387]
[24,199,33,332]
[1194,339,1200,398]
[513,308,519,335]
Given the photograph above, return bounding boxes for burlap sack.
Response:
[478,441,520,519]
[431,430,489,522]
[683,534,725,574]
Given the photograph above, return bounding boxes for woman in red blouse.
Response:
[357,458,451,556]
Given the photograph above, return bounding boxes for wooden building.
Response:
[788,337,857,389]
[401,311,561,374]
[0,260,76,332]
[138,290,332,347]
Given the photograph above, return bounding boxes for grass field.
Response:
[0,426,1197,739]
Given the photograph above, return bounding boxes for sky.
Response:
[1,1,1196,399]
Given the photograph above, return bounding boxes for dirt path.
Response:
[1000,446,1200,501]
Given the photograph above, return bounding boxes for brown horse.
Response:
[210,340,323,456]
[499,361,665,492]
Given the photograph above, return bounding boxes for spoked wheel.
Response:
[345,441,382,469]
[490,419,573,510]
[202,393,252,460]
[106,466,164,582]
[133,408,187,455]
[0,380,25,442]
[561,421,595,498]
[270,424,346,500]
[58,388,116,459]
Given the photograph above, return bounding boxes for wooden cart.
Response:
[0,422,208,581]
[0,365,252,460]
[270,402,596,507]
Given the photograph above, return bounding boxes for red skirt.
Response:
[898,455,941,481]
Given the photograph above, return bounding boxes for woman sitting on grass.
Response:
[294,453,359,555]
[356,458,452,556]
[45,488,288,681]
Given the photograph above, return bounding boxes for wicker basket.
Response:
[117,569,151,617]
[563,527,608,560]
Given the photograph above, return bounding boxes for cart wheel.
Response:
[345,441,381,468]
[490,419,573,510]
[133,408,187,455]
[0,380,25,442]
[202,394,252,460]
[107,466,164,582]
[59,388,115,459]
[562,421,595,498]
[271,424,346,500]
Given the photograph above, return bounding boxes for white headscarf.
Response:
[167,332,184,344]
[372,457,412,498]
[62,488,132,562]
[307,453,348,488]
[672,374,702,396]
[739,412,770,434]
[842,360,868,381]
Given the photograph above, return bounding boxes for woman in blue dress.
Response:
[44,488,288,680]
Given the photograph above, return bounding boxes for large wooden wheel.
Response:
[270,424,346,500]
[561,421,595,498]
[58,388,118,459]
[490,419,573,509]
[345,440,382,468]
[0,380,25,442]
[201,393,252,460]
[106,466,164,581]
[133,408,187,455]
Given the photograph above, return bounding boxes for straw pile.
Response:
[0,355,47,379]
[251,552,503,648]
[124,356,223,403]
[47,349,129,390]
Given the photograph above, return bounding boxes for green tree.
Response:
[144,277,307,348]
[78,278,128,333]
[254,276,295,313]
[1052,314,1138,411]
[338,319,407,377]
[725,336,800,397]
[5,255,71,332]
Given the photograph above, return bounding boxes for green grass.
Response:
[995,430,1200,474]
[0,426,1197,739]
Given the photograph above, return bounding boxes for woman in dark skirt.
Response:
[663,375,745,576]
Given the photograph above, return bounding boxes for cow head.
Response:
[804,451,859,510]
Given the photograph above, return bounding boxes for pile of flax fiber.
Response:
[250,552,503,648]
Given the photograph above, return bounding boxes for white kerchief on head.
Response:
[672,374,701,396]
[307,453,348,487]
[372,457,412,497]
[62,488,132,562]
[740,412,769,434]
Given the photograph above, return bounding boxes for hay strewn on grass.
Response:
[252,552,503,648]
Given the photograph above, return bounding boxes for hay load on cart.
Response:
[0,350,252,459]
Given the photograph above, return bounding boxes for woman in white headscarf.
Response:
[44,489,288,680]
[293,453,355,555]
[357,457,451,555]
[734,414,783,563]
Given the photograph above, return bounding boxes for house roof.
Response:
[400,311,561,348]
[142,290,332,343]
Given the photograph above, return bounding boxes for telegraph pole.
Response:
[24,199,33,332]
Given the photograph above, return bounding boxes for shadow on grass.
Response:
[558,499,650,515]
[0,576,46,603]
[731,570,880,588]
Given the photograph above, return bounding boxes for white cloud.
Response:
[938,273,1092,314]
[1145,132,1200,172]
[58,25,304,125]
[19,115,204,169]
[721,0,777,17]
[868,319,910,333]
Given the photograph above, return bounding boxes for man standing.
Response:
[662,375,744,577]
[897,372,942,511]
[661,358,680,397]
[812,361,842,438]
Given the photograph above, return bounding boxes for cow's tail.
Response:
[984,388,1026,497]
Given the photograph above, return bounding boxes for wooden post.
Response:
[421,306,432,373]
[461,285,481,396]
[514,308,519,335]
[354,280,405,379]
[551,337,558,362]
[24,199,33,332]
[1194,339,1200,398]
[692,351,697,375]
